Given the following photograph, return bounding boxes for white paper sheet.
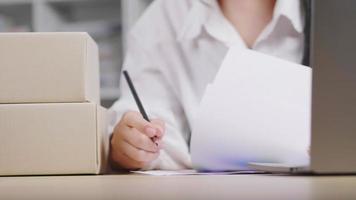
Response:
[131,170,261,176]
[191,47,312,171]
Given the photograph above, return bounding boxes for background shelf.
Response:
[0,0,153,108]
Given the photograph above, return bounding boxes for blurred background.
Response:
[0,0,153,108]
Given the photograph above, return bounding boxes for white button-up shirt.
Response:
[109,0,305,170]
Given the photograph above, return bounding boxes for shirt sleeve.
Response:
[108,29,192,170]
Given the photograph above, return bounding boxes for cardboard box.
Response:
[0,103,108,176]
[0,32,100,104]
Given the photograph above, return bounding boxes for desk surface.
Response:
[1,174,356,200]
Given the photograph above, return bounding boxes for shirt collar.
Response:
[177,0,209,41]
[177,0,304,42]
[273,0,304,33]
[199,0,216,6]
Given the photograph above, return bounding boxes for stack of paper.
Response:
[191,47,312,171]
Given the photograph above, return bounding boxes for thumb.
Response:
[150,119,165,138]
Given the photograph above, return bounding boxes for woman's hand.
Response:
[110,111,165,170]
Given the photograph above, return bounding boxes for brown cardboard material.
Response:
[0,32,100,104]
[0,103,108,176]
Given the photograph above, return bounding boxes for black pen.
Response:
[123,70,160,145]
[123,70,150,122]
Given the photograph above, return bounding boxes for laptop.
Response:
[249,0,356,174]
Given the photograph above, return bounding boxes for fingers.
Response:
[111,132,159,169]
[111,147,149,170]
[122,111,162,138]
[121,140,159,162]
[121,126,159,152]
[150,119,165,138]
[154,139,164,149]
[110,112,166,170]
[122,111,150,132]
[143,125,159,138]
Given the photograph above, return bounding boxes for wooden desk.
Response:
[1,174,356,200]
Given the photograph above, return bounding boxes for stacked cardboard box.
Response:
[0,33,108,176]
